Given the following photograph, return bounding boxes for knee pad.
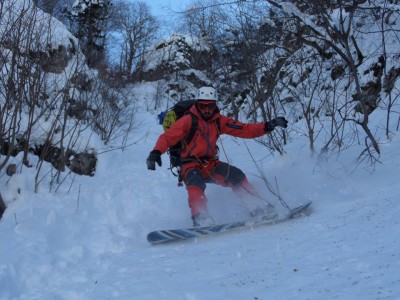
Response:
[184,169,206,191]
[214,162,245,186]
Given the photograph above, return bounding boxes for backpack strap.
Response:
[215,118,221,136]
[184,113,198,146]
[183,114,221,146]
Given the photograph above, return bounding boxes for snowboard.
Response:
[147,201,312,245]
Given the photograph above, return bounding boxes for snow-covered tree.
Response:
[0,0,135,192]
[64,0,111,68]
[141,33,214,107]
[109,1,159,78]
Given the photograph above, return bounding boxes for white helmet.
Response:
[197,86,218,101]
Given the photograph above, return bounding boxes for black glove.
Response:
[146,150,162,170]
[265,117,288,132]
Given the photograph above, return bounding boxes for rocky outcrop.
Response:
[0,139,97,176]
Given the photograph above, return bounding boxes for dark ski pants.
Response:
[181,160,257,216]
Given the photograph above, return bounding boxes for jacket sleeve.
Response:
[153,115,192,154]
[219,115,266,138]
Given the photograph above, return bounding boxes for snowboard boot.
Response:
[192,212,216,227]
[250,204,277,221]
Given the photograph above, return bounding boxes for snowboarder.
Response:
[146,86,288,227]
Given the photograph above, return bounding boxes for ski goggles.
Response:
[197,101,217,110]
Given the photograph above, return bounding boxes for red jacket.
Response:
[154,105,267,159]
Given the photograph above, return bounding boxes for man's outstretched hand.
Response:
[265,117,288,132]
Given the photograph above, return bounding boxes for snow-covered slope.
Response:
[0,107,399,300]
